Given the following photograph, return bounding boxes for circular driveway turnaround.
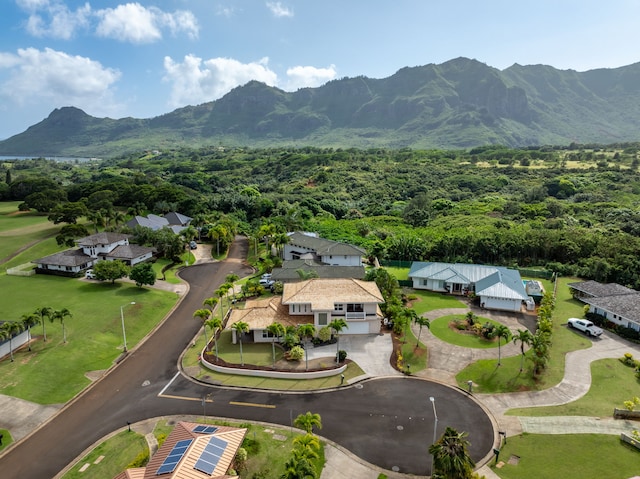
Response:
[0,237,494,478]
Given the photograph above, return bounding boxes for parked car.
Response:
[261,273,272,280]
[85,269,96,279]
[567,318,604,337]
[259,278,275,287]
[189,240,197,249]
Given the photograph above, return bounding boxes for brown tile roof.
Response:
[227,297,313,330]
[281,278,384,310]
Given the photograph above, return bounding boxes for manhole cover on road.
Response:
[392,466,400,472]
[355,384,363,389]
[397,425,404,430]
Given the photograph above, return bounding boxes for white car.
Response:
[259,278,274,287]
[85,269,96,279]
[567,318,603,337]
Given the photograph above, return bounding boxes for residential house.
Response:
[568,280,640,331]
[282,232,365,266]
[113,421,246,479]
[228,278,384,340]
[33,232,154,276]
[126,211,192,234]
[408,262,528,312]
[0,322,30,360]
[270,259,365,283]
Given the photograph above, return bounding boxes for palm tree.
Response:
[231,321,250,366]
[292,433,321,457]
[203,296,218,313]
[297,324,316,371]
[205,317,223,360]
[2,322,24,362]
[293,411,322,434]
[529,330,551,376]
[267,322,285,368]
[34,306,52,342]
[51,308,72,343]
[429,426,475,479]
[492,324,512,366]
[328,318,348,363]
[225,273,239,284]
[281,455,317,479]
[414,314,431,348]
[193,309,212,350]
[21,313,39,351]
[512,329,534,372]
[282,325,300,349]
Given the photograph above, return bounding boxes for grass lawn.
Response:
[0,428,13,452]
[63,419,325,479]
[491,433,640,479]
[62,430,149,479]
[396,325,428,373]
[385,266,409,281]
[407,290,467,315]
[430,315,502,349]
[455,277,592,393]
[183,330,366,390]
[0,274,175,404]
[507,358,640,417]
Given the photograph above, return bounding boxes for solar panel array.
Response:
[156,439,193,475]
[193,436,228,475]
[193,425,218,434]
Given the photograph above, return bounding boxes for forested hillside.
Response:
[2,58,640,157]
[2,143,640,287]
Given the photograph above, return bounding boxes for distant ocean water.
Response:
[0,155,98,162]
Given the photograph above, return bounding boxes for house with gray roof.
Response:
[270,259,365,282]
[408,262,528,312]
[126,211,192,234]
[33,232,154,276]
[283,232,365,266]
[568,280,640,331]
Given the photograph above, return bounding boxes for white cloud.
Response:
[0,47,122,116]
[285,65,337,90]
[16,1,199,43]
[18,0,91,39]
[266,2,293,18]
[163,55,278,108]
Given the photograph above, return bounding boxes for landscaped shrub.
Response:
[317,326,331,342]
[287,345,304,361]
[127,449,150,468]
[480,322,495,339]
[617,327,640,341]
[337,350,347,362]
[619,353,638,367]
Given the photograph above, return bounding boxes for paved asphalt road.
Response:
[0,237,494,478]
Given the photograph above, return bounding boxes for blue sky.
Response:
[0,0,639,140]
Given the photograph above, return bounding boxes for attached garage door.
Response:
[346,321,371,334]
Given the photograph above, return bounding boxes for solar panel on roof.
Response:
[193,425,218,434]
[193,436,228,475]
[156,438,193,475]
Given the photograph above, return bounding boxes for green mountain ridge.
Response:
[2,57,640,157]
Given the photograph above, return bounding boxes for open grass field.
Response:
[0,274,175,404]
[506,358,640,417]
[430,315,502,349]
[491,433,640,479]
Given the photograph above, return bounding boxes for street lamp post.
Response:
[120,302,135,352]
[429,396,438,477]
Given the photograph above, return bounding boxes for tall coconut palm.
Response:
[492,324,512,366]
[297,323,316,371]
[512,328,534,372]
[21,313,39,351]
[328,318,348,363]
[429,426,475,479]
[2,322,24,362]
[294,411,322,434]
[203,296,218,313]
[193,309,212,350]
[529,330,551,376]
[51,308,72,343]
[266,322,285,368]
[414,314,431,348]
[205,317,223,360]
[231,321,249,366]
[34,306,52,342]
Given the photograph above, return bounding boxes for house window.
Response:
[334,304,344,312]
[262,330,274,338]
[346,304,364,313]
[318,313,328,326]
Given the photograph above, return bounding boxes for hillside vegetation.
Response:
[2,58,640,156]
[2,144,640,287]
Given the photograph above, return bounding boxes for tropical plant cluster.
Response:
[2,144,640,287]
[281,412,324,479]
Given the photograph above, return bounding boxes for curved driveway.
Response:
[0,238,494,478]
